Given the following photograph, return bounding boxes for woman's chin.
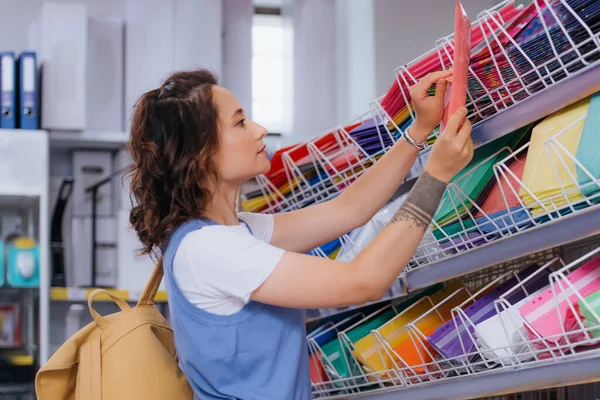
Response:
[258,159,272,175]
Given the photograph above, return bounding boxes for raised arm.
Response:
[270,70,452,253]
[253,108,473,309]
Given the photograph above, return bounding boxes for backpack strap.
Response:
[78,336,102,400]
[88,289,131,330]
[137,259,164,307]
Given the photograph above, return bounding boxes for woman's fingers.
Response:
[458,117,473,148]
[434,78,448,103]
[410,70,453,99]
[443,107,468,138]
[418,70,453,89]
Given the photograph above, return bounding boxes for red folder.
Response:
[441,2,472,133]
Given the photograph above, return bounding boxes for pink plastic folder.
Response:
[519,255,600,344]
[441,2,472,134]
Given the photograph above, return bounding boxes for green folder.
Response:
[432,125,531,240]
[576,91,600,198]
[583,319,600,339]
[321,308,396,380]
[579,290,600,323]
[320,283,443,380]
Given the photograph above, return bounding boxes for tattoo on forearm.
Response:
[390,172,447,230]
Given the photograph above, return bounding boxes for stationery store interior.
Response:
[1,0,600,398]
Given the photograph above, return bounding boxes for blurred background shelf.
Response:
[50,287,168,303]
[49,130,128,150]
[0,383,35,395]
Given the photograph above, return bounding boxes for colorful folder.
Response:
[441,2,471,133]
[353,281,468,375]
[575,91,600,198]
[519,254,600,345]
[428,264,549,364]
[520,97,590,216]
[433,125,530,240]
[579,290,600,339]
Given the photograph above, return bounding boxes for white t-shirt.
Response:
[173,212,285,315]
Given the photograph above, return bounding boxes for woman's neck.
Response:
[205,180,240,226]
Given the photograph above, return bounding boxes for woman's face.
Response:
[212,86,270,183]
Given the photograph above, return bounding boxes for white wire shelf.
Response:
[470,61,600,148]
[310,247,600,400]
[323,353,600,400]
[405,204,600,293]
[308,199,600,322]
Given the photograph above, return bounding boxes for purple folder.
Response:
[439,231,489,251]
[427,264,550,364]
[348,118,396,155]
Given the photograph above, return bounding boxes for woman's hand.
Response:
[424,107,473,183]
[408,70,453,141]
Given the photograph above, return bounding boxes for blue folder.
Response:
[576,91,600,198]
[0,52,16,129]
[17,52,38,130]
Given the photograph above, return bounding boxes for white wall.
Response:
[293,0,503,136]
[335,0,377,124]
[373,0,499,95]
[222,0,253,116]
[289,0,337,141]
[125,0,223,128]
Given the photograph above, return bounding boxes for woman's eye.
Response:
[237,119,246,127]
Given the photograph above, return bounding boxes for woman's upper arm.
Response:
[270,198,362,253]
[251,251,375,309]
[180,224,373,311]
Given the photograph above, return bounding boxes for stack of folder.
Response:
[0,52,39,130]
[576,91,600,199]
[520,254,600,349]
[427,264,549,364]
[352,281,469,378]
[432,125,530,242]
[243,0,600,271]
[519,97,590,216]
[579,290,600,339]
[244,0,600,224]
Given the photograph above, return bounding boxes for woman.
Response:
[128,69,473,399]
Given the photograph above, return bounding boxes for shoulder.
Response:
[176,222,284,273]
[238,212,275,243]
[172,222,285,314]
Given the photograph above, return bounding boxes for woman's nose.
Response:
[253,120,268,139]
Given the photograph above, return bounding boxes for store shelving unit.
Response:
[0,129,49,369]
[49,130,127,150]
[299,1,600,398]
[0,383,36,395]
[50,286,168,303]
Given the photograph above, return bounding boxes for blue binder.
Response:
[0,52,16,129]
[17,52,38,130]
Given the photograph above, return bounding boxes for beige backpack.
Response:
[35,261,193,400]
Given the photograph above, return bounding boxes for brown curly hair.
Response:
[127,69,220,257]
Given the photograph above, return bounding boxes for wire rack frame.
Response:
[247,0,600,217]
[310,237,600,398]
[402,114,600,274]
